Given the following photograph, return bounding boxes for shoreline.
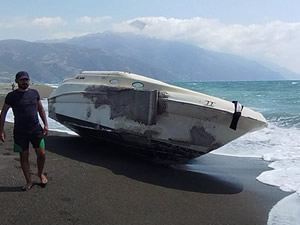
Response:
[0,122,288,225]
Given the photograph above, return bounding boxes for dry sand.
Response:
[0,87,288,225]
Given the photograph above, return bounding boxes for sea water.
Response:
[2,80,300,224]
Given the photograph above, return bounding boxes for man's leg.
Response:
[34,147,47,184]
[31,126,47,185]
[14,132,32,190]
[19,150,32,189]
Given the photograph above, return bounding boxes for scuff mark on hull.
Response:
[54,113,203,164]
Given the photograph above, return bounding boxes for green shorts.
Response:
[13,125,45,152]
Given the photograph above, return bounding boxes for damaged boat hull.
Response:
[48,71,267,164]
[51,113,204,163]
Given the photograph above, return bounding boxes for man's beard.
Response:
[18,83,29,90]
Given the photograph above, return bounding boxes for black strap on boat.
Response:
[230,101,244,130]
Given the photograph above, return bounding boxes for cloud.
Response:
[76,16,112,25]
[0,17,29,28]
[32,17,66,27]
[0,16,112,41]
[112,17,300,73]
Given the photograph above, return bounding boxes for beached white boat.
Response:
[48,71,267,163]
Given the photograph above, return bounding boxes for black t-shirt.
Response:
[5,89,41,132]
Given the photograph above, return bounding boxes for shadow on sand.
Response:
[45,134,243,194]
[0,182,46,193]
[0,186,23,192]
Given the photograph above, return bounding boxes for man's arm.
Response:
[37,100,49,136]
[0,103,11,142]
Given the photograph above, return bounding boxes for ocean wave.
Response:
[214,122,300,158]
[266,113,300,128]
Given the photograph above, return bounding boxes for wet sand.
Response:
[0,120,288,225]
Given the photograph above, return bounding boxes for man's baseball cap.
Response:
[15,71,30,80]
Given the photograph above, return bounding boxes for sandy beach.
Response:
[0,83,54,100]
[0,89,288,225]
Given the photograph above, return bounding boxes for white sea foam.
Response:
[214,124,300,196]
[44,83,59,88]
[267,193,300,225]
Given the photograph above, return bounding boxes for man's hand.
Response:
[0,131,5,142]
[43,125,49,136]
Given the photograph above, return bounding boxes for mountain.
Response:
[259,61,300,80]
[0,39,173,83]
[66,32,286,81]
[0,32,296,83]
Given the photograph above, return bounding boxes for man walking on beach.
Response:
[0,71,48,191]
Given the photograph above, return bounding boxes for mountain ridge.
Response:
[0,32,298,83]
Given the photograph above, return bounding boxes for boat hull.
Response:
[48,71,267,164]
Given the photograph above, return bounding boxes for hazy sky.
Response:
[1,0,300,74]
